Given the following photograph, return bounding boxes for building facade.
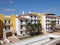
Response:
[16,13,40,35]
[0,13,40,39]
[0,14,16,39]
[38,13,60,32]
[0,12,60,39]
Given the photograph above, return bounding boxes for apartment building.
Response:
[39,13,60,32]
[0,12,60,39]
[0,14,16,39]
[0,12,40,39]
[3,15,16,39]
[16,13,40,35]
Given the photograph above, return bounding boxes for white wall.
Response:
[42,15,46,31]
[16,18,21,35]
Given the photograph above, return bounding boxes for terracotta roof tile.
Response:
[45,14,57,18]
[18,13,38,17]
[18,16,29,20]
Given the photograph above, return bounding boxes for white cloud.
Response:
[44,8,58,13]
[3,8,16,11]
[8,0,14,4]
[0,0,14,4]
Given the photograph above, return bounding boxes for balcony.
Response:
[30,16,40,20]
[20,22,26,25]
[4,22,12,26]
[3,27,14,33]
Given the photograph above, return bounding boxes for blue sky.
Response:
[0,0,60,16]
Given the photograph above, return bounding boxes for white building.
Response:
[39,14,60,32]
[16,13,40,35]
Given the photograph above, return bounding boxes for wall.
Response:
[11,15,16,33]
[0,14,4,38]
[16,18,20,35]
[38,14,46,31]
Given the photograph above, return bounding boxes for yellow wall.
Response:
[31,12,44,24]
[11,15,16,33]
[38,14,44,25]
[4,15,16,33]
[0,14,4,38]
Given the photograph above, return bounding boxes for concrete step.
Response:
[8,36,20,43]
[2,39,10,45]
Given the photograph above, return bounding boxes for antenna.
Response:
[22,11,24,15]
[29,11,31,13]
[16,14,18,16]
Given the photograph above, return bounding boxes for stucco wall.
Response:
[11,15,16,33]
[0,14,4,38]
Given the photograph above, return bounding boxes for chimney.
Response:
[22,11,24,15]
[28,11,31,14]
[16,14,18,16]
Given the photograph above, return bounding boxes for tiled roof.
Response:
[28,13,38,16]
[18,13,38,17]
[18,16,29,20]
[45,14,57,18]
[18,14,29,16]
[45,14,56,15]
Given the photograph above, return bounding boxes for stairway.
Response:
[8,36,20,43]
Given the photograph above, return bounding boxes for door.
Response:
[6,32,12,37]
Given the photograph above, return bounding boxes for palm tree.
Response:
[37,23,42,32]
[26,23,32,34]
[26,22,42,36]
[51,21,56,31]
[32,23,42,35]
[33,23,37,32]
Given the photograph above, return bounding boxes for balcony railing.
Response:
[3,28,14,34]
[4,22,12,26]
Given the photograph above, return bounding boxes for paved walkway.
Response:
[2,39,10,45]
[10,34,60,45]
[1,36,20,45]
[2,31,60,45]
[8,36,20,43]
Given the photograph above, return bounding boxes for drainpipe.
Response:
[3,28,6,39]
[11,27,15,36]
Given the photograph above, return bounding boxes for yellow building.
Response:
[0,14,4,38]
[0,14,16,39]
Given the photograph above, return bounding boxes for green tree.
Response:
[26,22,42,36]
[37,23,42,32]
[51,21,56,31]
[26,23,32,34]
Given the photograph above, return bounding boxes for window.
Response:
[20,20,23,24]
[38,20,40,23]
[46,27,49,30]
[5,26,7,30]
[34,16,36,18]
[8,26,10,30]
[8,20,10,24]
[31,20,33,22]
[21,25,23,29]
[30,16,32,18]
[4,20,6,24]
[25,31,27,33]
[20,20,23,22]
[20,31,23,34]
[34,20,36,23]
[25,20,27,22]
[46,20,50,22]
